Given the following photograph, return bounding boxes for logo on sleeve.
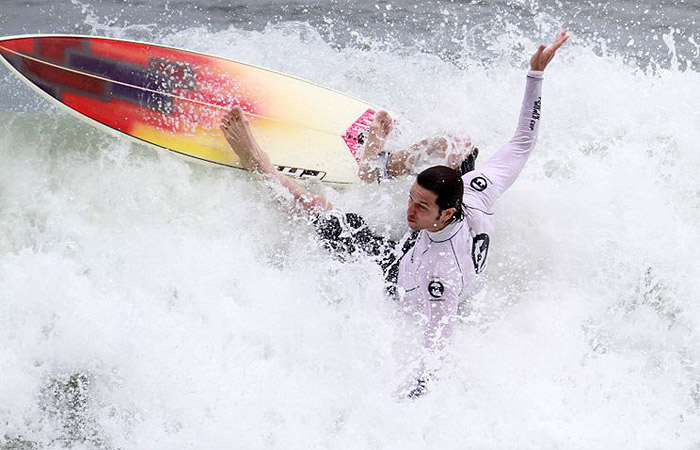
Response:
[428,280,445,300]
[470,176,488,192]
[529,96,541,131]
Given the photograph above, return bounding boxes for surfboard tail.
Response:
[342,108,376,163]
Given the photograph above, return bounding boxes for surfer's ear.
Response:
[439,207,457,224]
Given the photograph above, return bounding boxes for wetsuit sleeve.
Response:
[313,210,403,291]
[314,210,390,259]
[463,70,543,208]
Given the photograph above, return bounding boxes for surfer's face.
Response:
[406,182,453,232]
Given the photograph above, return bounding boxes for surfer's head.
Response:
[407,166,464,232]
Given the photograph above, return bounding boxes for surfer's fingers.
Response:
[230,106,246,121]
[373,109,394,137]
[375,109,392,122]
[550,29,570,51]
[530,44,547,69]
[221,112,233,127]
[534,30,569,68]
[383,115,394,135]
[221,108,249,131]
[222,107,242,120]
[533,43,546,60]
[543,35,568,63]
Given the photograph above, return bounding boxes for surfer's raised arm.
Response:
[461,29,570,211]
[356,31,568,185]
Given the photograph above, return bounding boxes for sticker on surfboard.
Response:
[342,108,376,163]
[0,34,383,184]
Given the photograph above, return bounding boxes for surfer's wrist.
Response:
[358,163,381,183]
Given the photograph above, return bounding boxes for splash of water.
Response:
[2,10,700,450]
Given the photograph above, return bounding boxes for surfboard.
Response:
[0,34,378,184]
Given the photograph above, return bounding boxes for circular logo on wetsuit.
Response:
[470,176,488,192]
[428,280,445,299]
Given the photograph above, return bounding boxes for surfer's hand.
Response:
[530,29,569,71]
[358,110,393,183]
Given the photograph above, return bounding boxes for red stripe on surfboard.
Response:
[23,57,107,97]
[38,37,84,62]
[343,109,375,163]
[89,39,152,66]
[62,88,251,135]
[89,38,214,68]
[0,37,34,54]
[63,92,139,133]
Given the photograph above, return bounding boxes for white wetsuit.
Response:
[315,70,544,368]
[397,70,544,359]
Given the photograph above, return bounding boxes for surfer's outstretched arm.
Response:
[386,133,476,178]
[464,29,569,207]
[221,108,332,215]
[360,118,476,182]
[357,110,472,182]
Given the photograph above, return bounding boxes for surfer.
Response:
[221,29,569,399]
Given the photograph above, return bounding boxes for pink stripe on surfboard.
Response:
[343,108,375,163]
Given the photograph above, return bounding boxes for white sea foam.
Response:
[1,19,700,450]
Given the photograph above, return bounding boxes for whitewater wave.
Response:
[2,7,700,449]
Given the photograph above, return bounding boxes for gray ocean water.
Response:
[2,0,699,111]
[2,1,700,449]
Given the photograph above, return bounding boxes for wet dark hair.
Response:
[416,165,465,222]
